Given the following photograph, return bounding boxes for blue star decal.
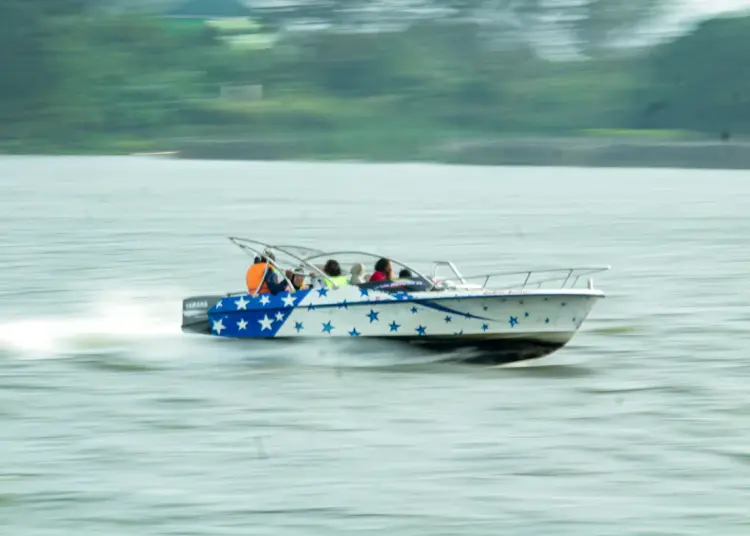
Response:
[338,300,349,310]
[481,323,489,331]
[359,288,370,297]
[415,325,427,336]
[545,318,550,324]
[349,327,360,336]
[572,317,577,323]
[367,309,379,323]
[414,301,492,322]
[561,302,567,307]
[411,306,419,314]
[444,315,452,323]
[509,316,519,328]
[307,303,316,311]
[389,321,400,332]
[483,305,489,311]
[524,312,529,317]
[322,321,334,334]
[295,321,304,332]
[317,287,329,297]
[519,300,524,305]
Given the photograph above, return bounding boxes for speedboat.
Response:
[181,237,610,365]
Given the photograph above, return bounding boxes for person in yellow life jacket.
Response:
[322,259,349,288]
[246,251,290,295]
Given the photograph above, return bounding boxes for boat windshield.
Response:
[225,237,609,294]
[300,250,433,286]
[228,238,438,291]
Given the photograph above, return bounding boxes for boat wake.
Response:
[0,298,181,361]
[0,290,458,369]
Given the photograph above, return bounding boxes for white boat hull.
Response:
[183,285,604,365]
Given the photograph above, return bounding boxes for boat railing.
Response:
[431,261,468,285]
[456,266,611,291]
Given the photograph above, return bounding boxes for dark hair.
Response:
[323,259,342,277]
[399,268,412,278]
[256,250,276,264]
[374,258,390,273]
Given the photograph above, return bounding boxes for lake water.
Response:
[1,156,749,535]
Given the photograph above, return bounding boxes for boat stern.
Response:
[181,295,224,334]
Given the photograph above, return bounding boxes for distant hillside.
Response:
[93,0,179,14]
[165,0,253,17]
[94,0,285,14]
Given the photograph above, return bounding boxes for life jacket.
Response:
[324,275,350,288]
[246,262,271,294]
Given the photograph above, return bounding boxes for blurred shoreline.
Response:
[136,136,750,169]
[7,7,750,171]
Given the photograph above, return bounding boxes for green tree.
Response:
[0,2,58,126]
[428,0,671,56]
[634,15,750,135]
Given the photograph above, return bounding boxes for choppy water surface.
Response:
[1,156,749,535]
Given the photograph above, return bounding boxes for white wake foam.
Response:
[0,287,463,368]
[0,288,183,359]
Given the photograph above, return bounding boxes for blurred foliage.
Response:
[0,0,747,155]
[633,15,750,135]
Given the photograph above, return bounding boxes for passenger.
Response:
[398,268,412,279]
[369,258,393,283]
[245,250,289,295]
[290,265,307,290]
[322,259,350,288]
[350,263,366,284]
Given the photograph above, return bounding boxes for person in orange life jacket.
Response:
[246,251,290,295]
[368,257,394,283]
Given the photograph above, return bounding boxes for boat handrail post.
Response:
[227,237,323,294]
[271,245,340,288]
[521,271,531,290]
[252,262,267,298]
[560,268,574,289]
[447,261,467,284]
[237,243,297,297]
[432,260,467,287]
